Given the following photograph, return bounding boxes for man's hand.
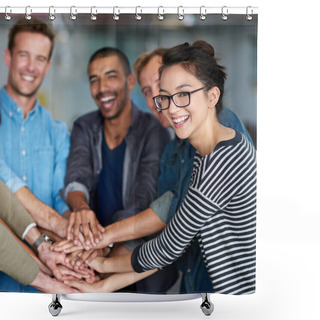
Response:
[30,270,80,294]
[37,241,69,280]
[67,208,104,248]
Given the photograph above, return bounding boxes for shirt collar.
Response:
[0,85,40,118]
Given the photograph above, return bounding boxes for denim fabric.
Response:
[0,86,70,293]
[0,87,70,214]
[152,107,254,293]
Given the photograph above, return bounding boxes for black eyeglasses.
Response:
[153,87,205,111]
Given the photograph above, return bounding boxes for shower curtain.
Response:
[0,5,257,303]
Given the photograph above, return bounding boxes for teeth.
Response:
[173,116,189,124]
[22,75,34,82]
[100,96,115,103]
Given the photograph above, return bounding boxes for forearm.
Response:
[67,191,90,211]
[14,186,67,238]
[101,252,134,273]
[99,270,157,292]
[101,208,166,248]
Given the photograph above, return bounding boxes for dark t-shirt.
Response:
[96,132,126,226]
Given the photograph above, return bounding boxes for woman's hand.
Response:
[64,277,102,293]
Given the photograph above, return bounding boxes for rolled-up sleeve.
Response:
[149,191,174,224]
[0,180,35,239]
[0,143,26,194]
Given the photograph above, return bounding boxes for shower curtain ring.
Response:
[200,6,207,20]
[113,6,120,21]
[4,6,12,21]
[90,6,98,21]
[25,6,32,20]
[221,6,228,21]
[49,6,56,20]
[135,6,142,21]
[246,6,253,21]
[157,6,164,21]
[70,6,77,20]
[177,6,184,21]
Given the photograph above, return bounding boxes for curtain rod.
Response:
[0,6,258,21]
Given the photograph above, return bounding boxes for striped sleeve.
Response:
[132,133,256,294]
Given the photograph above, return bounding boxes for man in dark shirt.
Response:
[61,47,177,293]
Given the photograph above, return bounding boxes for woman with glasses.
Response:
[65,41,256,295]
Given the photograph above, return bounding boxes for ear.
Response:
[207,86,220,109]
[44,59,52,76]
[127,73,136,90]
[4,48,11,68]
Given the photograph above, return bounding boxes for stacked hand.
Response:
[66,207,105,248]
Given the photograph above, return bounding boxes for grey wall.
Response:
[0,14,257,144]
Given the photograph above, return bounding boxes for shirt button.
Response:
[9,112,13,117]
[21,127,25,132]
[22,176,27,181]
[187,269,191,273]
[22,150,26,156]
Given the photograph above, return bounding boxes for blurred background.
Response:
[0,14,257,145]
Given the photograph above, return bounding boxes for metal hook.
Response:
[221,6,228,21]
[177,6,184,21]
[49,6,56,21]
[90,6,97,21]
[70,6,77,20]
[135,6,142,21]
[113,6,120,21]
[200,6,207,21]
[4,6,12,21]
[25,6,32,20]
[157,6,164,21]
[246,6,253,21]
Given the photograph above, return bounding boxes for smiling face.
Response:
[88,55,135,120]
[161,64,220,144]
[139,55,171,128]
[4,31,52,101]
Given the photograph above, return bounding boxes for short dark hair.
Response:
[160,41,227,114]
[133,47,167,85]
[8,18,55,59]
[88,47,131,76]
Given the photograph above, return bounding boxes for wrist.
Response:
[101,225,114,247]
[37,240,52,255]
[33,233,53,253]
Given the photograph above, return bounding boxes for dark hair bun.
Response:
[193,40,215,58]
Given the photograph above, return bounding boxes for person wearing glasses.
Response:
[59,41,256,295]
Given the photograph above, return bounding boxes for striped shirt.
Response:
[132,131,256,294]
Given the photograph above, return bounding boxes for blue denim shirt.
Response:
[150,107,254,293]
[0,86,70,293]
[0,86,70,214]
